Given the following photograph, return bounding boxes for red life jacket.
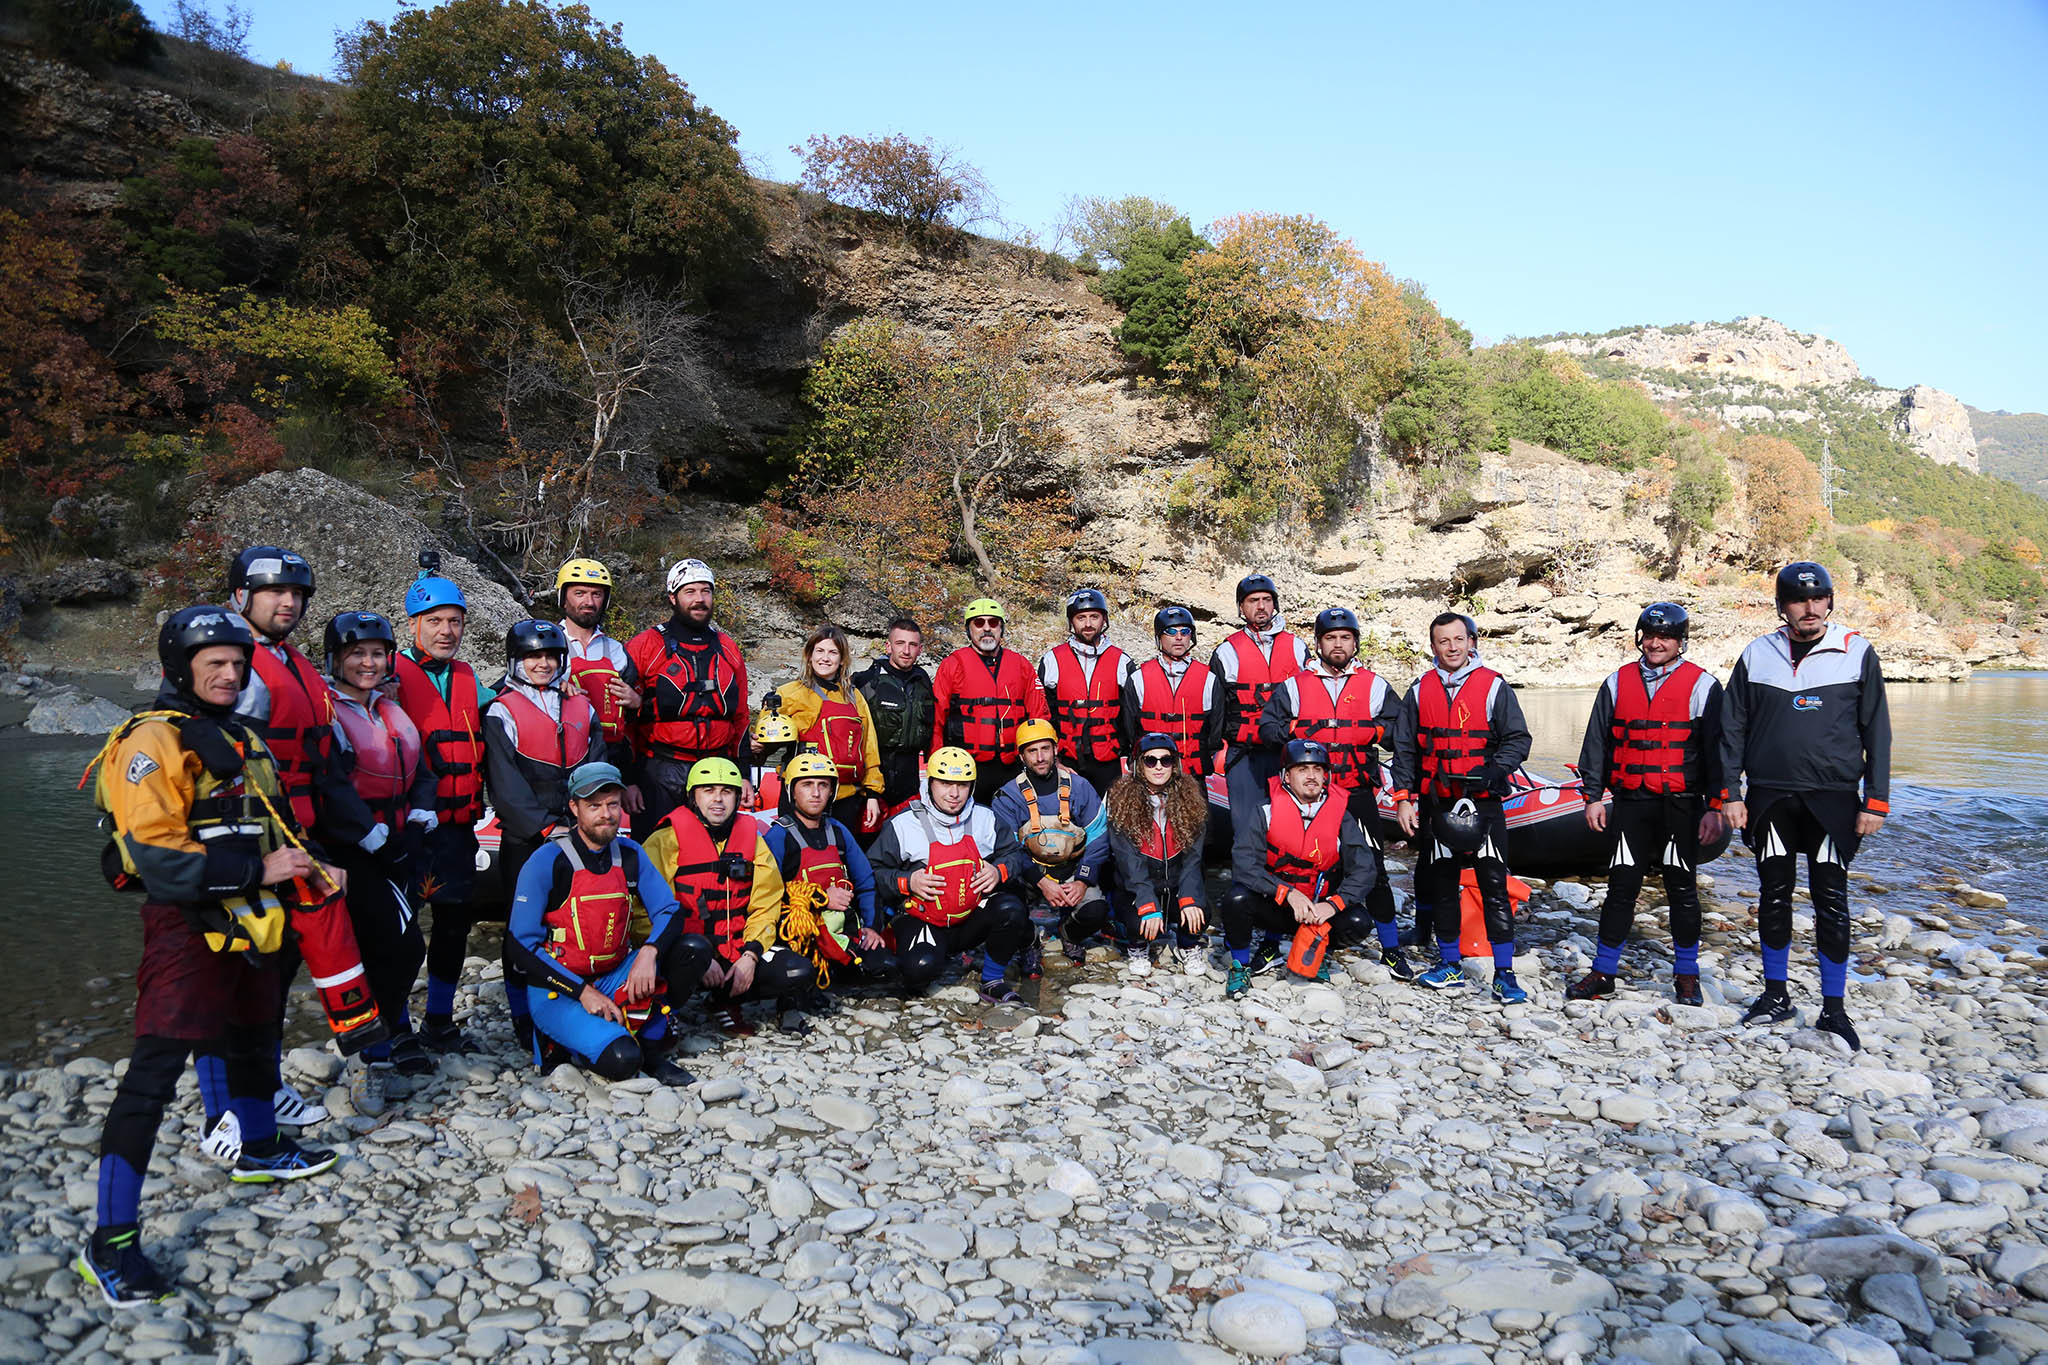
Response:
[1609,659,1705,795]
[907,806,984,927]
[540,832,633,976]
[1048,642,1127,764]
[1292,669,1384,793]
[941,648,1038,766]
[1220,629,1303,746]
[495,687,597,773]
[802,685,867,789]
[1263,777,1348,898]
[330,690,422,820]
[635,625,745,761]
[784,818,851,892]
[565,639,628,742]
[1138,801,1185,862]
[664,808,758,962]
[1415,666,1501,799]
[392,654,485,826]
[249,642,333,830]
[1133,658,1211,775]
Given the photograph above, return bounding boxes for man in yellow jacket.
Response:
[80,606,384,1308]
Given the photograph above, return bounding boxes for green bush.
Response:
[1476,344,1671,468]
[23,0,159,69]
[1094,218,1206,373]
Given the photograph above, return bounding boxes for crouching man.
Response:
[869,747,1035,1005]
[508,762,700,1085]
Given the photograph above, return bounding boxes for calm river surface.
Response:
[2,673,2043,1066]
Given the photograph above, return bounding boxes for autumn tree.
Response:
[1738,434,1825,563]
[1178,213,1411,528]
[794,135,992,237]
[280,0,757,350]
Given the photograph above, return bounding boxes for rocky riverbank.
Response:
[2,871,2047,1365]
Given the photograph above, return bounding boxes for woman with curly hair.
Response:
[1104,733,1210,977]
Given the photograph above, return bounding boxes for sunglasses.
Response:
[968,617,1002,629]
[1140,755,1176,768]
[1161,627,1193,637]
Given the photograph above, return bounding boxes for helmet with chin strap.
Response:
[158,605,255,696]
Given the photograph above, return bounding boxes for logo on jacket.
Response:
[1792,695,1823,711]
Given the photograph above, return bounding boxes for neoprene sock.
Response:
[980,955,1008,984]
[228,1093,277,1147]
[425,975,457,1019]
[1675,944,1699,975]
[1439,942,1460,967]
[1819,953,1848,998]
[1593,940,1624,975]
[95,1157,142,1230]
[1375,919,1399,951]
[1492,942,1515,973]
[1232,947,1251,966]
[1762,944,1790,984]
[194,1055,228,1121]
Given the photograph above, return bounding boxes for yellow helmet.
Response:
[752,708,800,746]
[555,558,613,593]
[962,597,1005,624]
[1015,719,1059,751]
[687,757,744,792]
[928,746,979,783]
[784,751,839,784]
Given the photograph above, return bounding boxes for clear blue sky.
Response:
[149,0,2048,413]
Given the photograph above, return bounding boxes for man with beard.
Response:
[1717,563,1889,1051]
[1120,606,1223,780]
[555,557,643,804]
[1209,574,1312,822]
[626,558,748,833]
[1039,588,1132,799]
[990,719,1109,972]
[931,598,1048,803]
[853,618,936,812]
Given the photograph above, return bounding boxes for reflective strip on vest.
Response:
[541,836,632,976]
[804,688,866,788]
[1610,659,1703,794]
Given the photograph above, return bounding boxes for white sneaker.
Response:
[1122,946,1153,979]
[272,1084,328,1127]
[198,1111,242,1164]
[346,1062,386,1118]
[1177,945,1209,977]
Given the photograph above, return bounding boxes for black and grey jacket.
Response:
[1716,623,1891,814]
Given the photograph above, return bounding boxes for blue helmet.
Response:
[405,574,467,617]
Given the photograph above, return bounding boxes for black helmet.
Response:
[228,546,315,601]
[323,611,397,680]
[1283,738,1331,768]
[1636,601,1690,645]
[1775,561,1834,608]
[1433,797,1486,855]
[1314,606,1361,639]
[1236,573,1279,606]
[1154,605,1196,637]
[505,618,569,667]
[158,604,254,696]
[1066,587,1110,619]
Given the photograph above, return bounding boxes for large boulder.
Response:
[30,559,136,605]
[1381,1253,1616,1321]
[25,685,133,735]
[205,469,528,666]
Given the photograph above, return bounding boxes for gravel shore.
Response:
[2,877,2046,1365]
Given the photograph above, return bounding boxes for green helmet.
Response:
[687,757,745,792]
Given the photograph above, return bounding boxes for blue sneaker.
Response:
[231,1137,339,1184]
[75,1235,173,1308]
[1491,970,1529,1005]
[1416,962,1466,991]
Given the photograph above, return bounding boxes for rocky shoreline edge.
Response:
[1,873,2046,1365]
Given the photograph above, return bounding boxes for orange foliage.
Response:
[1736,434,1824,564]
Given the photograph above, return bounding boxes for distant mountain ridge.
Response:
[1969,406,2048,499]
[1538,316,1980,473]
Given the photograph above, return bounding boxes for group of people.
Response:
[76,547,1890,1309]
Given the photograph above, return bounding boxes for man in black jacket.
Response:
[1718,562,1890,1051]
[853,618,936,810]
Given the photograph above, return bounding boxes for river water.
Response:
[3,674,2044,1067]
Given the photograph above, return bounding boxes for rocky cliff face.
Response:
[1544,318,1980,472]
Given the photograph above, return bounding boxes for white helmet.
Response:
[665,558,715,594]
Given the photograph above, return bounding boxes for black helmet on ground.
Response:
[1314,606,1361,638]
[1636,601,1690,645]
[323,611,398,680]
[1236,573,1279,606]
[1433,797,1486,855]
[505,619,570,668]
[1154,605,1196,637]
[159,605,255,696]
[1283,738,1331,769]
[1775,561,1834,608]
[228,546,315,600]
[1066,587,1110,619]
